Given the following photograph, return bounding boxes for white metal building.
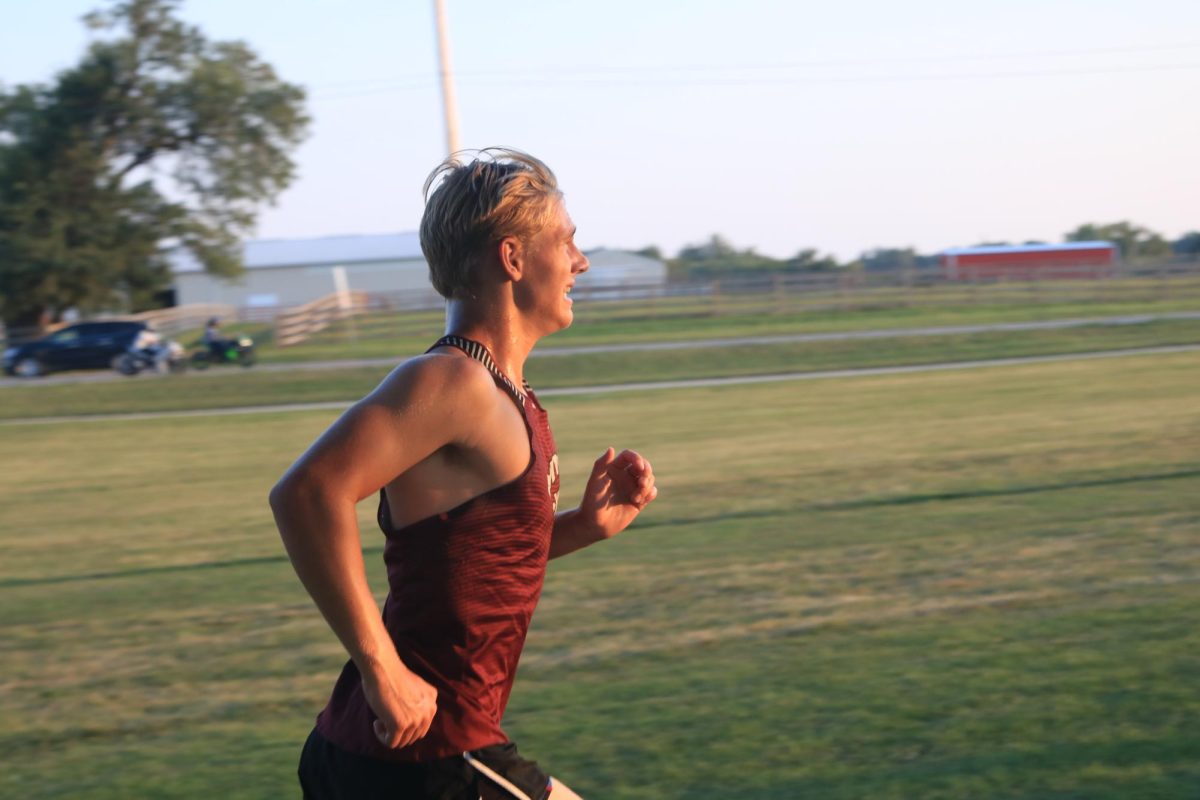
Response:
[171,235,667,311]
[171,234,434,309]
[576,248,667,289]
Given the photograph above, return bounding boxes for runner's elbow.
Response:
[269,466,319,513]
[269,473,293,512]
[270,464,352,518]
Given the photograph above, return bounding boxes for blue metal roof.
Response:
[941,241,1116,257]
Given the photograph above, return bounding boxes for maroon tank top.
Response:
[316,336,561,761]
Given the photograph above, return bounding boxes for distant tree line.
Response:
[656,222,1200,281]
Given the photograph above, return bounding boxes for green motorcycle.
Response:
[190,335,257,370]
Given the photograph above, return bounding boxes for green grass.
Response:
[4,318,1200,420]
[1,350,1198,797]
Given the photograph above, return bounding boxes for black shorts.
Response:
[298,728,552,800]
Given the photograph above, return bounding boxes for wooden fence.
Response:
[272,290,380,347]
[132,304,238,337]
[254,260,1200,347]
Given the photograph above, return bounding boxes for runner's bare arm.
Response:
[549,447,657,559]
[269,355,500,747]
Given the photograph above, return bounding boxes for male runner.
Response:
[270,148,657,799]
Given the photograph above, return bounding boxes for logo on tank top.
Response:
[547,453,560,512]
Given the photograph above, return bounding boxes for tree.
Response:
[0,0,308,330]
[786,248,841,272]
[858,247,940,273]
[859,247,915,272]
[1064,221,1170,262]
[670,234,785,279]
[676,234,742,264]
[1172,231,1200,258]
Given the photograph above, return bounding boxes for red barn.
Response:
[940,241,1118,280]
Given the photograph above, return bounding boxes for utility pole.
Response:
[432,0,461,156]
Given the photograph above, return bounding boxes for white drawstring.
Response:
[462,751,534,800]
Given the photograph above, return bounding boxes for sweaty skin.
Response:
[271,197,656,796]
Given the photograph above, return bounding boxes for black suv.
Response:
[3,320,150,377]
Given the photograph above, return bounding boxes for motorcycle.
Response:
[190,335,256,369]
[115,339,187,376]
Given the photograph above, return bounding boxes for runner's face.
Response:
[517,199,589,334]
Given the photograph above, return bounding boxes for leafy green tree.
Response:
[0,0,308,330]
[1064,221,1171,262]
[859,247,915,272]
[670,234,783,279]
[676,234,741,264]
[1172,231,1200,258]
[858,247,940,272]
[786,248,841,272]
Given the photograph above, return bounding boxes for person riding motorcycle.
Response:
[203,318,234,358]
[194,318,256,369]
[117,324,184,375]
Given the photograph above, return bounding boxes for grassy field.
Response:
[4,317,1200,420]
[1,347,1197,798]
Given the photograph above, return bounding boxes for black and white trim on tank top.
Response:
[432,335,532,407]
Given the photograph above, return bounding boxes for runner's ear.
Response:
[498,236,523,282]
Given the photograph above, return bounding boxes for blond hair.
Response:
[420,148,562,299]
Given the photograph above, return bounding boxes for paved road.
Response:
[4,310,1200,389]
[4,343,1197,426]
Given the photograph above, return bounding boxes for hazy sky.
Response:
[3,0,1198,260]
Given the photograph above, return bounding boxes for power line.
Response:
[454,40,1200,77]
[468,61,1200,87]
[309,40,1200,96]
[311,59,1200,100]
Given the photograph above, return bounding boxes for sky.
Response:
[2,0,1198,261]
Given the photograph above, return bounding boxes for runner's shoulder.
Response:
[372,351,498,411]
